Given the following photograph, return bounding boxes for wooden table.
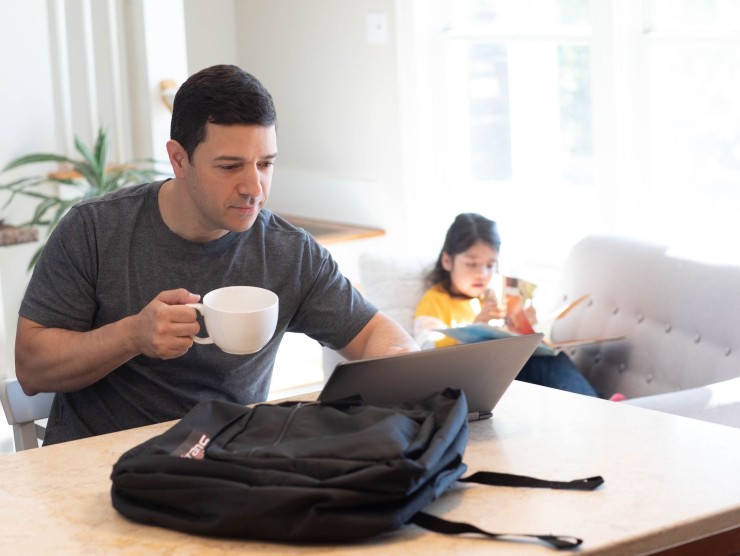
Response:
[1,381,739,555]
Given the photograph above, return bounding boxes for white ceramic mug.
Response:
[187,286,279,355]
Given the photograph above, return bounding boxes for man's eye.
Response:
[259,161,274,168]
[219,165,239,171]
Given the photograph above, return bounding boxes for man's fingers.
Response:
[170,321,200,337]
[169,304,201,323]
[157,288,201,306]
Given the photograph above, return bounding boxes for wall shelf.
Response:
[279,214,385,245]
[0,225,37,247]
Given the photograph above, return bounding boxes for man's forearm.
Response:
[15,315,142,395]
[339,312,419,361]
[15,289,203,395]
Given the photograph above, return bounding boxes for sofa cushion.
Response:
[551,235,740,399]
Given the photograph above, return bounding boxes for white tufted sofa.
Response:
[356,235,740,428]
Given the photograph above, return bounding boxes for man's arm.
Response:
[15,289,201,395]
[338,312,419,361]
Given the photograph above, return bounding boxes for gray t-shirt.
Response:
[20,180,377,444]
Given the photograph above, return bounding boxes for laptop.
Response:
[318,333,543,421]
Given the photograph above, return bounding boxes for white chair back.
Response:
[357,252,433,335]
[0,378,54,451]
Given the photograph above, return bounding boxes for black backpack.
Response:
[111,389,602,550]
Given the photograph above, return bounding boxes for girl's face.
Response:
[442,240,499,298]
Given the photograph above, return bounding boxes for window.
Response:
[438,0,597,272]
[404,0,740,275]
[644,0,740,248]
[446,0,592,185]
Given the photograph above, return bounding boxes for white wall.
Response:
[0,1,57,376]
[0,0,188,377]
[184,0,239,73]
[230,0,410,242]
[0,1,57,186]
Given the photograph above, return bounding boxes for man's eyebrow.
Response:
[213,153,277,162]
[213,155,244,162]
[212,153,278,162]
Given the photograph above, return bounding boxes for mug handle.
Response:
[185,303,213,345]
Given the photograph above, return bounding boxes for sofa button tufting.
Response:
[665,324,672,333]
[726,347,732,356]
[612,307,619,315]
[587,298,594,307]
[594,355,601,364]
[694,334,701,343]
[646,373,654,383]
[637,314,644,323]
[619,363,626,373]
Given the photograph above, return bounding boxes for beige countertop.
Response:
[1,381,739,554]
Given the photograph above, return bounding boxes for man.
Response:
[15,64,418,444]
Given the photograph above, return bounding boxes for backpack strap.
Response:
[410,512,582,550]
[408,471,604,550]
[460,470,604,491]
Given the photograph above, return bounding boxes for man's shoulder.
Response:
[257,210,315,245]
[73,181,162,213]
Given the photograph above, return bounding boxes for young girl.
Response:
[414,213,600,397]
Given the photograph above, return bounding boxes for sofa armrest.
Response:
[624,377,740,428]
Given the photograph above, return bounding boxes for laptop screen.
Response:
[319,333,542,420]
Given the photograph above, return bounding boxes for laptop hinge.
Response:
[468,411,492,421]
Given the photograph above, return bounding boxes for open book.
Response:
[438,323,623,356]
[438,294,624,356]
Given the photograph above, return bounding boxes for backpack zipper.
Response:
[272,403,302,446]
[246,402,312,456]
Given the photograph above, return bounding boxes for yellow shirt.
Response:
[414,284,482,349]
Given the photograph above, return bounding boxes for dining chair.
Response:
[0,378,54,451]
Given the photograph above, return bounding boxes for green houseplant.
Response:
[0,128,167,268]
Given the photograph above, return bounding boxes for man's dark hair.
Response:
[170,64,277,160]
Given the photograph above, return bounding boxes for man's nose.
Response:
[237,166,262,197]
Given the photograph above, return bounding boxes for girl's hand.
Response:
[475,290,506,323]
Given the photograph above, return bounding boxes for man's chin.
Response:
[230,215,259,233]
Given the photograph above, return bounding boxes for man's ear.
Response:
[441,252,453,271]
[166,140,189,178]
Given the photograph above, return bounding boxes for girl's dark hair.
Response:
[425,213,502,293]
[170,64,277,160]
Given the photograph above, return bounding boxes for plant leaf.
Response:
[2,153,74,172]
[73,135,104,191]
[0,126,164,268]
[93,129,110,188]
[74,134,97,171]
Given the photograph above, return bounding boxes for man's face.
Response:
[174,123,277,241]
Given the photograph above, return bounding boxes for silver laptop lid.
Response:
[318,333,543,421]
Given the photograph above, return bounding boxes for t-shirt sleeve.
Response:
[414,288,459,349]
[19,206,99,331]
[287,239,377,351]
